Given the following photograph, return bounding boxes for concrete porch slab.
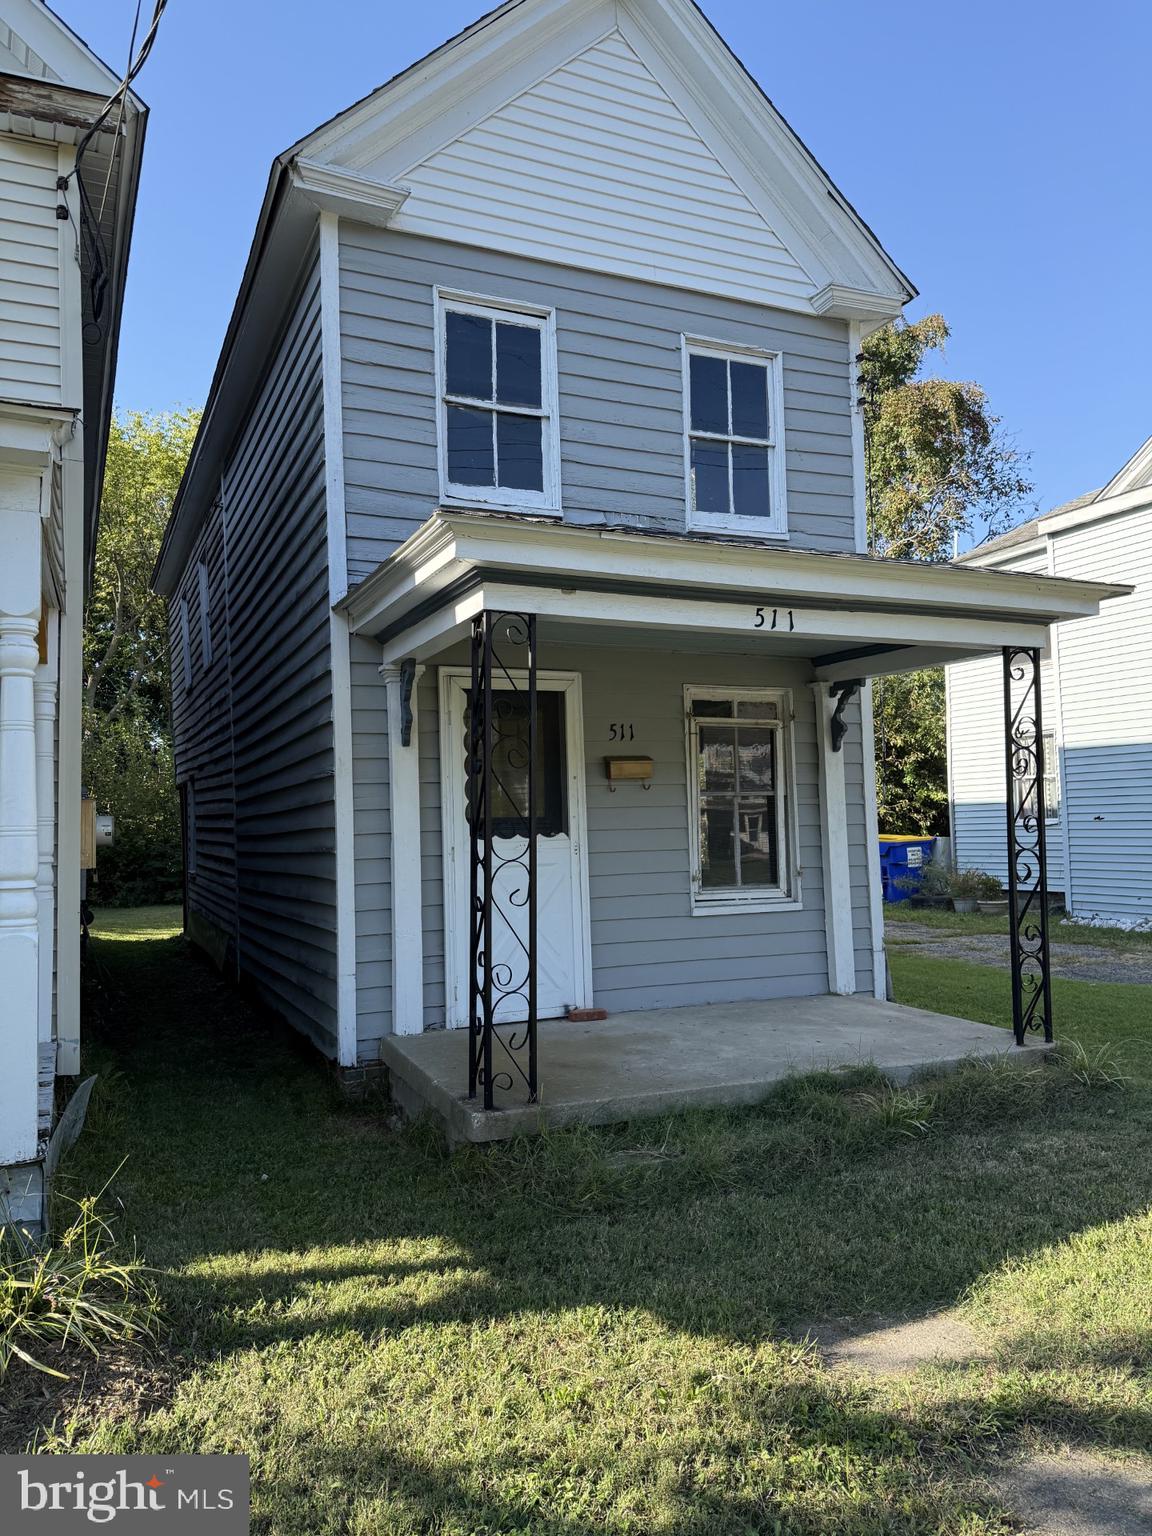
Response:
[379,995,1047,1144]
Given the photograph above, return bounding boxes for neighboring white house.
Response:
[0,0,145,1227]
[947,436,1152,925]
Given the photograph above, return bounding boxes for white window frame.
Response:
[684,685,802,915]
[434,287,561,515]
[1042,729,1060,823]
[178,595,192,695]
[682,335,787,538]
[196,558,213,670]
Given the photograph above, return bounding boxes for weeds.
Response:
[1053,1040,1130,1089]
[0,1192,158,1379]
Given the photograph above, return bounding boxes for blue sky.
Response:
[65,0,1152,514]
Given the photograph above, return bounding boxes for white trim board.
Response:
[437,666,593,1031]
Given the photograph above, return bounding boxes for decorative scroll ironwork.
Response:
[466,610,539,1109]
[1002,646,1053,1045]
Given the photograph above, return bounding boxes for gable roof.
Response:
[156,0,914,593]
[960,431,1152,568]
[0,0,125,94]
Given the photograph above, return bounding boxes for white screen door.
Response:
[441,670,591,1028]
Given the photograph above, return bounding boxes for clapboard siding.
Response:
[0,135,62,404]
[352,642,879,1048]
[948,649,1065,892]
[1051,511,1152,920]
[385,30,814,311]
[339,229,856,583]
[172,249,340,1053]
[169,500,236,945]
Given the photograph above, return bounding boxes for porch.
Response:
[340,510,1124,1136]
[380,993,1046,1144]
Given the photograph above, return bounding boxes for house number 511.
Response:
[753,607,796,631]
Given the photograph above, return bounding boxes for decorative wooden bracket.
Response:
[829,678,863,752]
[399,657,417,747]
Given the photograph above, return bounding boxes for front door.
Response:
[441,670,591,1029]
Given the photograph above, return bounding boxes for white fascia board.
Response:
[1038,483,1152,536]
[438,515,1126,620]
[1099,433,1152,499]
[290,158,409,225]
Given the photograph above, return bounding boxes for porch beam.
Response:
[812,683,856,995]
[382,662,425,1036]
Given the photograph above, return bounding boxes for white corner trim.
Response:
[291,157,410,225]
[384,662,425,1035]
[330,611,358,1066]
[812,284,905,330]
[811,681,857,996]
[848,320,867,555]
[318,213,349,605]
[1045,541,1075,915]
[858,681,886,999]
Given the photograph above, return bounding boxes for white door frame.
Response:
[438,666,593,1030]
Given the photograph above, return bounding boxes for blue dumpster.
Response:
[879,836,937,902]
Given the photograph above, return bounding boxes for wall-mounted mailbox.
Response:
[604,756,653,784]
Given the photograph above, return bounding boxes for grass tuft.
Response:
[0,1192,158,1379]
[1052,1039,1130,1089]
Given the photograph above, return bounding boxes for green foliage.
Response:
[0,1193,157,1379]
[860,315,1034,561]
[874,667,948,833]
[84,409,199,905]
[84,718,182,907]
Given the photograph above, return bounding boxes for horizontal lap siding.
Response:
[351,633,390,1057]
[338,229,855,584]
[172,250,340,1055]
[410,645,832,1037]
[170,503,235,943]
[0,135,61,404]
[1052,512,1152,920]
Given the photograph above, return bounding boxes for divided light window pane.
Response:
[496,413,543,491]
[689,353,728,434]
[732,444,770,518]
[446,405,495,486]
[730,361,768,439]
[445,312,492,400]
[691,440,728,513]
[496,322,541,407]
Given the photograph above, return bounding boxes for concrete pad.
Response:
[991,1450,1152,1535]
[801,1310,987,1376]
[379,995,1045,1143]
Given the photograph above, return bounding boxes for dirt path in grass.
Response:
[886,923,1152,986]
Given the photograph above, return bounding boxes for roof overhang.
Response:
[339,513,1128,682]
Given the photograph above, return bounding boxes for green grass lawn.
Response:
[38,909,1152,1533]
[885,900,1152,950]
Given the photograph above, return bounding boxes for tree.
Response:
[872,668,949,835]
[84,409,200,905]
[860,314,1033,562]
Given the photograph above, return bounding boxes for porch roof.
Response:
[339,512,1129,681]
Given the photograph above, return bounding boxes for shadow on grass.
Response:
[47,929,1152,1527]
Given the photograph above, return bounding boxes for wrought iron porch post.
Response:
[466,610,539,1109]
[1002,646,1053,1045]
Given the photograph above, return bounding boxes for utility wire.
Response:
[58,0,169,339]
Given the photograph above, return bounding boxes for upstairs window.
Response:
[178,596,192,696]
[436,291,559,512]
[684,339,786,536]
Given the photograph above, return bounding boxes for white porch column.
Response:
[811,681,857,996]
[0,476,44,1164]
[35,618,58,1045]
[382,661,425,1035]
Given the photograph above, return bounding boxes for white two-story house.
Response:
[0,0,145,1225]
[948,436,1152,926]
[154,0,1120,1135]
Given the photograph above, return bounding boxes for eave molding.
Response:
[290,157,409,225]
[811,283,905,328]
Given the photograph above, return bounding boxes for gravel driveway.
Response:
[886,922,1152,986]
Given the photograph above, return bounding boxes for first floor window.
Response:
[687,688,794,905]
[1021,729,1060,822]
[685,338,786,535]
[437,291,559,511]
